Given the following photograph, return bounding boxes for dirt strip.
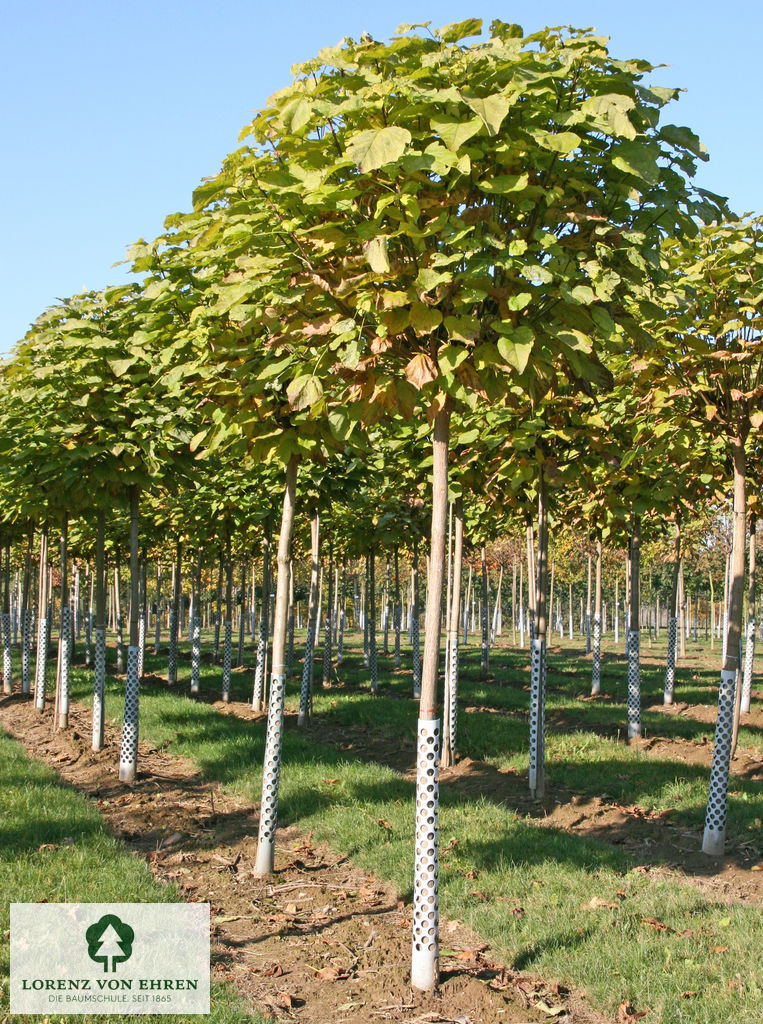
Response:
[1,694,610,1024]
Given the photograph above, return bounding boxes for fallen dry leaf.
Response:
[710,945,729,954]
[681,991,697,999]
[284,903,298,915]
[276,991,298,1009]
[583,897,618,910]
[377,819,392,831]
[322,778,339,785]
[315,966,348,981]
[751,863,763,872]
[262,964,284,978]
[641,917,670,932]
[618,1000,649,1020]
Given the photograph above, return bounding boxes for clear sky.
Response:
[2,0,761,355]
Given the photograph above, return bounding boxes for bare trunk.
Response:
[254,455,299,876]
[664,518,681,705]
[411,406,449,992]
[703,440,746,855]
[529,468,548,798]
[92,510,107,750]
[591,534,602,697]
[442,498,463,768]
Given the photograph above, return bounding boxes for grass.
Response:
[10,621,763,1023]
[0,727,268,1024]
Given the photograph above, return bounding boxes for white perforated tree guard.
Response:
[137,611,146,680]
[528,638,545,796]
[447,638,459,762]
[92,627,106,750]
[741,618,755,715]
[590,615,601,697]
[337,609,345,665]
[222,621,232,702]
[412,614,421,699]
[85,608,92,666]
[664,616,678,705]
[34,615,49,710]
[411,718,440,991]
[59,607,71,718]
[168,608,178,685]
[298,620,315,727]
[154,604,161,654]
[585,612,591,654]
[627,629,641,739]
[255,673,286,876]
[702,668,736,856]
[287,610,296,674]
[21,608,31,694]
[190,615,201,695]
[118,645,140,783]
[2,612,12,693]
[252,622,267,711]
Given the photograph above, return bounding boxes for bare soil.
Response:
[0,694,610,1024]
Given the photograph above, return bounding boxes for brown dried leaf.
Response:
[315,966,348,981]
[404,352,438,389]
[262,963,284,978]
[710,945,729,954]
[618,1000,649,1021]
[377,819,392,831]
[641,917,670,932]
[584,897,618,910]
[681,991,697,999]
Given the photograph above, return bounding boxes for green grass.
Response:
[51,622,763,1023]
[0,726,268,1024]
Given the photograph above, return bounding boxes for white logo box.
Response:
[11,903,210,1014]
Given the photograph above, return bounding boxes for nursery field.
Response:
[1,629,761,1024]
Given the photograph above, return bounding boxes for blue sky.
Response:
[2,0,761,355]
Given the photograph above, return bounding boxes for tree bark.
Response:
[740,514,756,715]
[298,513,319,727]
[442,498,463,768]
[411,406,449,992]
[627,512,642,740]
[591,533,602,697]
[254,455,298,876]
[118,486,141,783]
[664,517,681,705]
[92,509,107,750]
[529,467,548,797]
[703,439,746,855]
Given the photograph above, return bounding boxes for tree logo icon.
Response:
[85,914,135,972]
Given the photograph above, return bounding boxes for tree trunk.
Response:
[480,546,489,677]
[118,486,141,783]
[411,405,449,992]
[591,534,603,697]
[529,468,549,798]
[287,558,296,676]
[298,513,319,727]
[252,529,271,712]
[137,548,147,681]
[213,554,223,663]
[115,552,124,675]
[741,515,756,715]
[168,540,182,685]
[586,551,592,654]
[254,455,298,876]
[222,529,234,702]
[703,439,746,856]
[511,558,517,646]
[664,518,681,705]
[412,539,421,698]
[526,522,536,640]
[34,524,50,710]
[2,542,12,695]
[322,540,334,686]
[627,512,642,740]
[190,548,203,696]
[92,510,107,750]
[369,548,378,693]
[442,498,464,769]
[20,523,33,695]
[394,546,401,668]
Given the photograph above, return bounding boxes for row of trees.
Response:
[2,19,761,991]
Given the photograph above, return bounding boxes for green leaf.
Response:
[508,292,532,311]
[409,303,442,333]
[108,358,136,377]
[346,126,412,173]
[438,345,469,374]
[461,92,512,135]
[612,141,661,184]
[477,173,529,194]
[365,237,390,273]
[531,130,581,154]
[494,325,534,373]
[287,375,323,411]
[429,114,483,152]
[439,18,482,43]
